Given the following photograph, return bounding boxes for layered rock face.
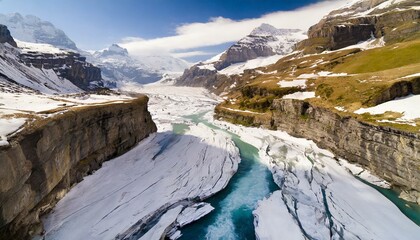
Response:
[297,0,420,52]
[177,66,218,88]
[20,52,103,90]
[373,76,420,105]
[0,96,157,240]
[215,99,420,203]
[271,99,420,197]
[215,35,278,70]
[176,66,239,95]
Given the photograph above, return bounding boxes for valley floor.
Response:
[39,84,420,239]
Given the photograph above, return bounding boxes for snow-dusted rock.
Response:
[177,24,306,88]
[0,42,83,94]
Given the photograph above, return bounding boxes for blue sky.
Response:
[0,0,347,61]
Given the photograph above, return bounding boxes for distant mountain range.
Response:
[87,44,190,86]
[0,13,190,86]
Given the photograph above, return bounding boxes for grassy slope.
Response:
[218,38,420,132]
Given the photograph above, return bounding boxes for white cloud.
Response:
[171,50,214,58]
[120,0,350,58]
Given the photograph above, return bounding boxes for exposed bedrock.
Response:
[20,52,103,90]
[0,24,17,47]
[215,99,420,203]
[0,96,157,240]
[297,8,420,53]
[373,77,420,105]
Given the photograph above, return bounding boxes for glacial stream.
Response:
[176,113,279,239]
[174,112,420,239]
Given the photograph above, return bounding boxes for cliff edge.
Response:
[0,96,157,240]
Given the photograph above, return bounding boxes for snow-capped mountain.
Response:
[0,13,77,50]
[0,24,103,94]
[87,44,190,86]
[214,24,306,69]
[0,13,190,86]
[176,23,306,89]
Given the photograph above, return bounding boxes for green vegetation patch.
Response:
[333,40,420,74]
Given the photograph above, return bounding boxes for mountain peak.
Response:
[106,44,129,56]
[0,13,77,50]
[250,23,301,36]
[250,23,279,36]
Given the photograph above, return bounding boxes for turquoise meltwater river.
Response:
[174,112,420,240]
[177,113,279,239]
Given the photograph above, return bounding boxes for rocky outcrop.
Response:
[297,0,420,52]
[0,24,17,47]
[215,25,303,69]
[372,76,420,105]
[176,66,237,94]
[0,96,157,240]
[20,52,103,90]
[215,99,420,203]
[177,24,305,89]
[215,35,278,70]
[176,66,218,87]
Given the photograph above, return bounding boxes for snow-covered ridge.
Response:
[355,94,420,126]
[16,39,69,54]
[218,55,285,76]
[331,0,415,18]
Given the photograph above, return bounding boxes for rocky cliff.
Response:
[215,24,304,70]
[176,24,305,88]
[0,24,16,47]
[20,51,103,90]
[215,99,420,203]
[297,0,420,53]
[0,24,103,92]
[0,96,157,240]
